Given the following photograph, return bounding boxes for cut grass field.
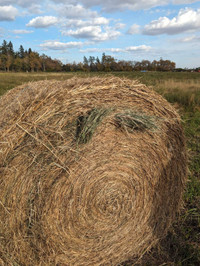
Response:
[0,71,199,265]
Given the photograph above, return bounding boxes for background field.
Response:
[0,71,199,265]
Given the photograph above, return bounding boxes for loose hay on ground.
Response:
[0,77,187,265]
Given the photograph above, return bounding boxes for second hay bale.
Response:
[0,77,187,265]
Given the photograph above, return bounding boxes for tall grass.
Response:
[154,79,200,109]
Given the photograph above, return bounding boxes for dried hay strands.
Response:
[0,77,187,265]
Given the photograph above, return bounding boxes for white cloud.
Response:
[181,35,196,42]
[12,29,33,34]
[57,0,200,12]
[53,0,169,12]
[173,0,199,4]
[143,8,200,35]
[0,0,42,14]
[64,17,109,28]
[54,3,123,43]
[93,17,110,25]
[127,24,140,34]
[126,45,151,52]
[80,45,151,53]
[80,47,123,53]
[27,4,43,14]
[26,16,58,28]
[1,0,200,14]
[40,40,83,50]
[0,0,40,6]
[114,23,126,30]
[0,5,18,21]
[63,26,121,42]
[180,35,200,42]
[55,4,98,19]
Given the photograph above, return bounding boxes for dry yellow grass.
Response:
[153,79,200,109]
[0,77,187,265]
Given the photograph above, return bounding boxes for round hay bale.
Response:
[0,77,187,265]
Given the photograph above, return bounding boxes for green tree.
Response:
[0,40,8,55]
[29,51,41,72]
[7,41,14,56]
[13,57,23,71]
[19,45,25,59]
[0,54,7,71]
[102,54,115,72]
[101,53,106,68]
[96,56,103,71]
[6,54,13,72]
[83,56,90,72]
[89,56,95,71]
[22,56,30,72]
[0,40,15,71]
[152,60,158,71]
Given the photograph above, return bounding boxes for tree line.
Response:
[0,39,193,72]
[0,40,62,72]
[78,54,176,72]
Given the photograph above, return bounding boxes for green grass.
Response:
[170,109,200,265]
[76,108,111,144]
[0,71,199,265]
[0,72,74,96]
[114,111,158,132]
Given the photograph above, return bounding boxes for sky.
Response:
[0,0,200,68]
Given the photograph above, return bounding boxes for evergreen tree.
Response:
[7,41,14,56]
[96,56,102,71]
[96,56,100,64]
[101,53,106,65]
[83,56,88,66]
[19,45,25,58]
[83,56,89,72]
[0,54,7,71]
[89,56,95,71]
[0,40,8,55]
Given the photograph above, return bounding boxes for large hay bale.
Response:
[0,77,187,265]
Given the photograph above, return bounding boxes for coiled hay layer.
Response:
[0,77,187,265]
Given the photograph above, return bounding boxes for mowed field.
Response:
[0,71,199,265]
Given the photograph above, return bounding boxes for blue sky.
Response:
[0,0,200,68]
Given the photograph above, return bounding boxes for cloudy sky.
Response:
[0,0,200,68]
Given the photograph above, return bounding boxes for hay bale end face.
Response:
[0,77,187,265]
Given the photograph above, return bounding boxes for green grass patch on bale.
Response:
[76,108,111,144]
[114,111,158,133]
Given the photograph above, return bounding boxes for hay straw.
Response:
[0,76,187,265]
